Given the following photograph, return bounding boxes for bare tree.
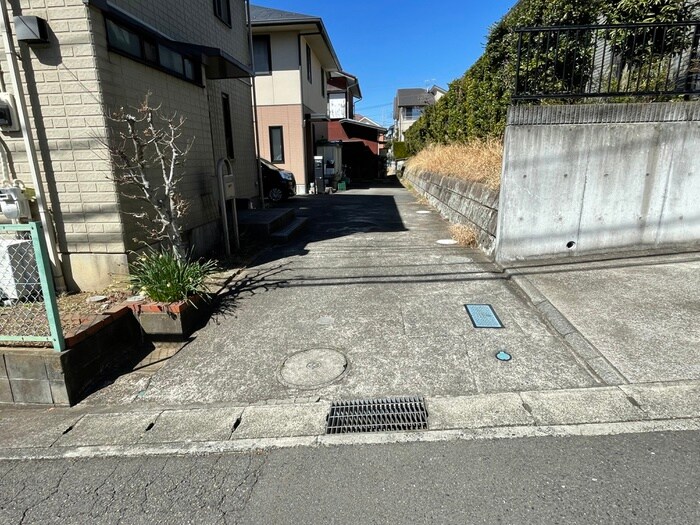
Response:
[107,96,193,261]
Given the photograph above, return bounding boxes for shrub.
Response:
[129,250,216,303]
[405,139,503,190]
[450,224,479,248]
[404,0,697,153]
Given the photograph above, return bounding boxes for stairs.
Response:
[237,208,308,244]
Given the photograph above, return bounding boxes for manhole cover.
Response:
[279,349,348,389]
[465,304,504,329]
[326,395,428,434]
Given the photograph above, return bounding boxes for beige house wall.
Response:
[0,0,125,290]
[0,0,257,290]
[300,35,328,117]
[254,31,301,107]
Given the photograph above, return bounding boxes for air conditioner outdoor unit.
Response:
[0,237,41,301]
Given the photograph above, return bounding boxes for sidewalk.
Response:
[1,183,698,455]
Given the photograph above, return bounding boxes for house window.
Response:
[328,92,346,119]
[222,93,234,158]
[306,44,312,83]
[106,19,141,57]
[105,18,202,85]
[269,126,284,163]
[404,106,423,120]
[213,0,231,26]
[253,35,271,75]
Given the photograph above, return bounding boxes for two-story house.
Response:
[0,0,259,290]
[250,5,342,194]
[326,72,386,180]
[393,85,446,141]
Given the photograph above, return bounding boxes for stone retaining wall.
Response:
[405,170,499,255]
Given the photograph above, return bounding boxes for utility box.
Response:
[14,16,50,45]
[0,238,41,300]
[0,187,31,221]
[313,156,325,194]
[0,93,20,132]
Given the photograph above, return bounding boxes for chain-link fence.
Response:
[0,222,64,351]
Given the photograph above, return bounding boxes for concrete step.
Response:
[237,208,295,238]
[270,217,308,244]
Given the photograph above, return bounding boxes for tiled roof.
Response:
[395,88,435,108]
[250,5,318,23]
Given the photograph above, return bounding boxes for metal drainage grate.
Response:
[326,396,428,434]
[465,304,503,329]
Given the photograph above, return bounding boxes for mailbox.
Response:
[222,174,236,200]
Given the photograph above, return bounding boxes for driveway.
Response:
[118,183,597,406]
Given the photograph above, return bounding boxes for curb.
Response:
[1,381,698,460]
[505,270,628,386]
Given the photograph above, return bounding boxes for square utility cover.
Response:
[465,304,503,329]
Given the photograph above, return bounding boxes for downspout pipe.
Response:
[0,2,65,291]
[246,0,265,208]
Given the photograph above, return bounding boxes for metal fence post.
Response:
[28,221,65,351]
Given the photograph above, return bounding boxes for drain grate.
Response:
[465,304,503,329]
[326,396,428,434]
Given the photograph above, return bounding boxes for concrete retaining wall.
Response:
[406,170,499,254]
[496,102,700,263]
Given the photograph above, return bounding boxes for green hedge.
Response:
[405,0,696,154]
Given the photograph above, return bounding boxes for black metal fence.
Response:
[513,22,700,101]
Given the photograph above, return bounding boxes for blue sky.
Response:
[252,0,516,127]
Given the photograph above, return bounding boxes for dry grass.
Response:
[406,139,503,190]
[449,224,479,248]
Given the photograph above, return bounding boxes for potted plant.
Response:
[106,95,217,339]
[128,250,216,339]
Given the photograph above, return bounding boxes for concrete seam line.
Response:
[1,418,698,462]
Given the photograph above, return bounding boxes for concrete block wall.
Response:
[497,102,700,263]
[406,169,499,255]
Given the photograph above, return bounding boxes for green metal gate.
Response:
[0,222,64,351]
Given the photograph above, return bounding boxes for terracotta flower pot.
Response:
[128,295,210,340]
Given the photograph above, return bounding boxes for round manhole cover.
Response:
[279,349,348,389]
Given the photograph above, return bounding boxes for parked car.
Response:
[260,158,296,202]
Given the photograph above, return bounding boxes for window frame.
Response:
[213,0,232,27]
[306,44,312,84]
[321,68,326,97]
[252,35,272,75]
[269,126,285,164]
[221,92,235,159]
[104,17,202,86]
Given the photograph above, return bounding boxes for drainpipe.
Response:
[0,2,65,290]
[246,0,265,208]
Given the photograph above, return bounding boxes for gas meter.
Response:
[0,186,31,221]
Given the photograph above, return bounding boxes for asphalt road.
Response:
[1,431,698,524]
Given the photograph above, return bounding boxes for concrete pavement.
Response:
[1,182,699,454]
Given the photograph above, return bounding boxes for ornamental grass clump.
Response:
[129,250,216,304]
